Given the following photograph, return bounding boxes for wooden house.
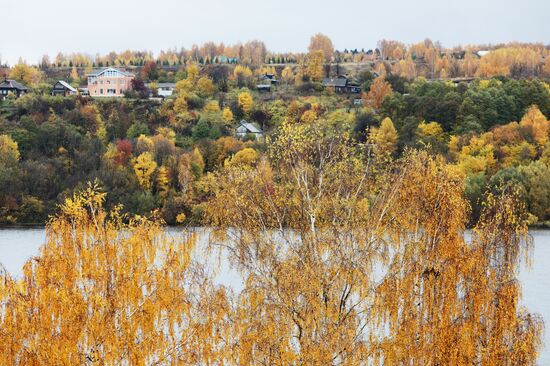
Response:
[0,79,28,99]
[52,80,78,96]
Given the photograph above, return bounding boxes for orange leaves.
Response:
[0,184,228,365]
[362,76,393,109]
[477,47,541,77]
[308,33,334,62]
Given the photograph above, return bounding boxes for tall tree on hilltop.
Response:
[308,33,334,62]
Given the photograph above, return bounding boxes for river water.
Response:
[0,228,549,363]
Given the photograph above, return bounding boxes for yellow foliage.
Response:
[186,63,200,82]
[0,134,20,168]
[206,123,543,364]
[222,106,234,123]
[204,100,221,113]
[233,65,253,79]
[196,76,215,97]
[477,47,540,77]
[156,165,170,198]
[175,79,193,94]
[136,134,154,154]
[300,109,317,124]
[308,33,334,62]
[281,66,294,84]
[227,147,259,167]
[306,50,325,82]
[370,117,398,156]
[519,105,549,148]
[544,57,550,77]
[0,183,229,365]
[238,91,253,114]
[173,94,188,113]
[132,152,157,190]
[417,120,444,137]
[176,212,187,224]
[9,63,43,85]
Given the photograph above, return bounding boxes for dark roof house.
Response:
[0,79,29,99]
[52,80,78,96]
[322,76,361,93]
[259,73,279,84]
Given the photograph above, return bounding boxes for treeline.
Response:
[1,60,550,225]
[2,35,549,83]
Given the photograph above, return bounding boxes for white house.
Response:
[236,120,263,140]
[152,83,176,98]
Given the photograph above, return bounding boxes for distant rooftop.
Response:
[86,67,135,77]
[322,76,348,88]
[56,80,77,92]
[0,79,28,90]
[239,120,262,134]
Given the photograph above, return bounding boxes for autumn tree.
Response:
[206,118,543,364]
[113,139,132,166]
[70,65,79,84]
[227,147,258,167]
[233,65,253,87]
[370,117,398,156]
[369,157,543,365]
[156,165,170,198]
[238,91,253,114]
[0,134,20,169]
[222,106,234,123]
[132,152,157,190]
[196,76,215,97]
[281,66,295,85]
[363,75,393,109]
[308,33,334,62]
[519,105,549,149]
[0,184,231,365]
[306,50,325,82]
[9,62,43,85]
[544,57,550,77]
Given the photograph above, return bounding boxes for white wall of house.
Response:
[157,87,174,97]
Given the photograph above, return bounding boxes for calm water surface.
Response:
[0,228,549,363]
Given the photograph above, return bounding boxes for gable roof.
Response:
[54,80,77,92]
[322,77,348,87]
[238,120,262,134]
[86,67,134,77]
[155,83,176,88]
[0,79,28,91]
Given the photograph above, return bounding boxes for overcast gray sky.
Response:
[1,0,549,65]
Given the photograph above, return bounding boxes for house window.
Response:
[120,89,123,94]
[107,89,116,94]
[100,89,103,94]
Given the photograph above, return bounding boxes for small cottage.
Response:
[259,73,279,84]
[52,80,78,96]
[236,120,263,140]
[0,79,28,99]
[153,83,176,98]
[322,76,361,93]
